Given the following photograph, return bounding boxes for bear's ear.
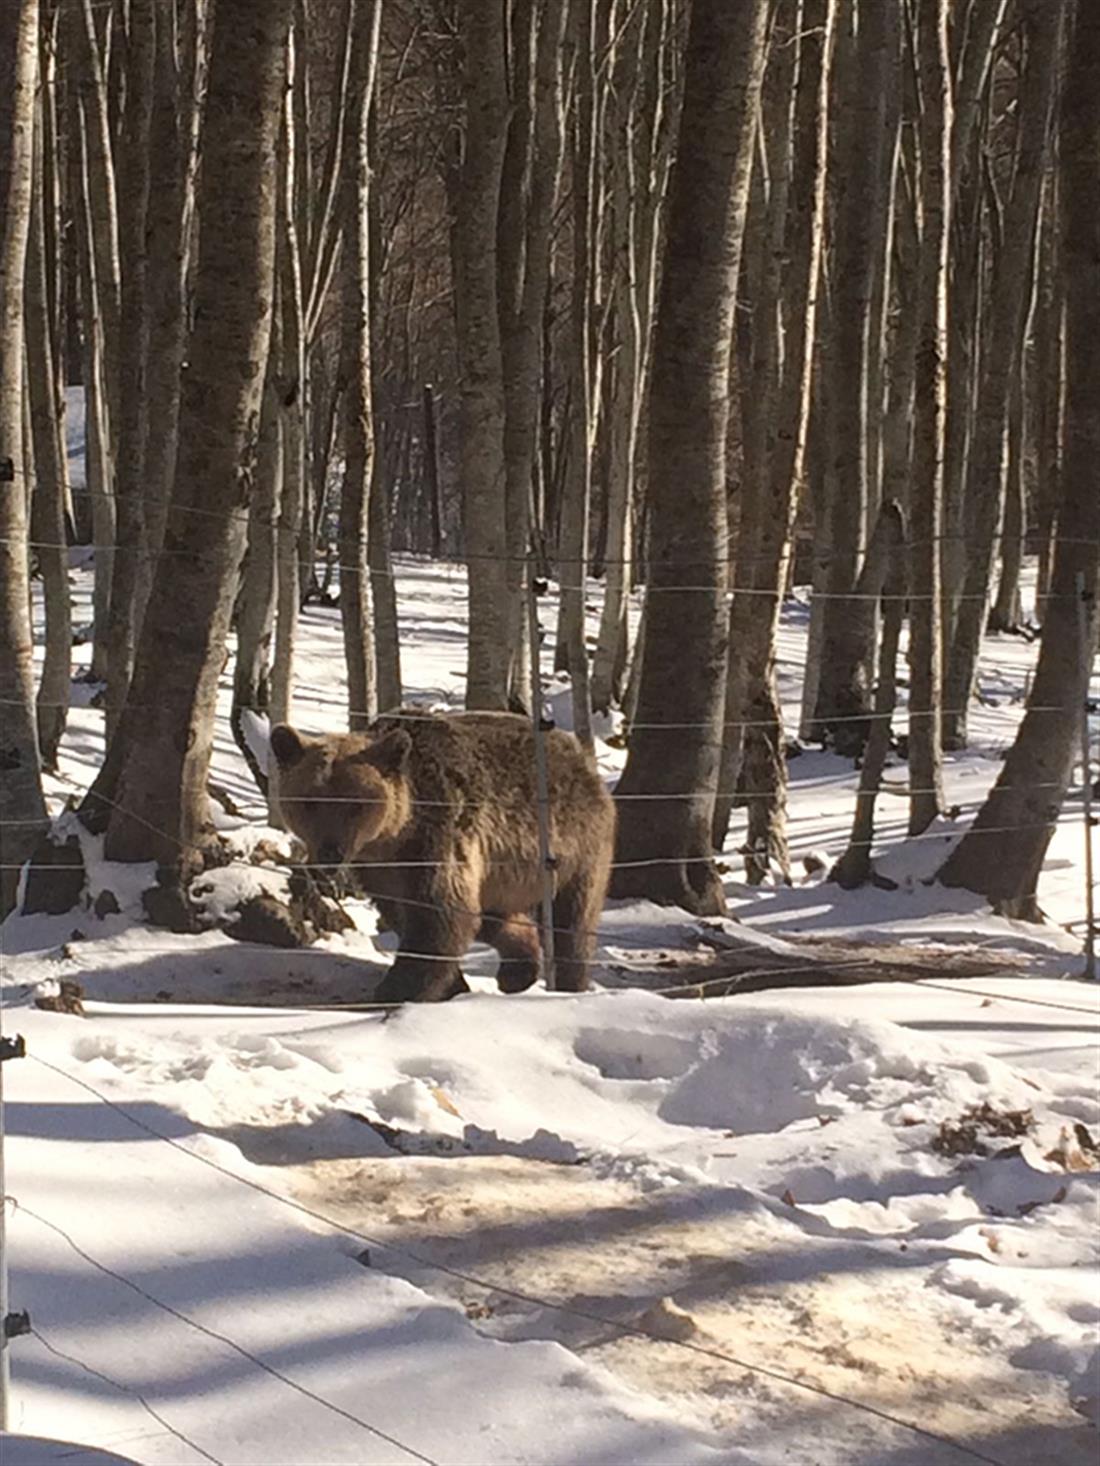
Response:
[270,724,308,767]
[357,726,412,776]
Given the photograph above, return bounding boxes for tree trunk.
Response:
[0,0,46,918]
[27,69,72,770]
[137,0,199,631]
[72,0,120,440]
[940,0,1099,913]
[989,370,1026,632]
[554,0,608,749]
[85,0,292,873]
[592,0,675,717]
[611,0,770,915]
[366,101,401,712]
[68,40,113,681]
[231,354,283,800]
[337,0,383,731]
[832,502,905,888]
[907,0,951,835]
[811,0,896,741]
[499,0,566,713]
[1033,178,1063,624]
[271,32,306,730]
[103,0,154,734]
[714,0,836,854]
[456,0,510,710]
[943,0,1062,748]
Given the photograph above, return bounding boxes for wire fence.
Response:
[16,1201,438,1466]
[14,466,1100,568]
[9,1048,1027,1466]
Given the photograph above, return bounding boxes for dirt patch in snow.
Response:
[292,1152,1096,1465]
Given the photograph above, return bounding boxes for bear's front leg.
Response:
[374,953,470,1003]
[371,901,479,1002]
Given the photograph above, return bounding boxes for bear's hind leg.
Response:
[550,871,605,992]
[479,912,542,994]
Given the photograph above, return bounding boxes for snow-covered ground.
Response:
[2,551,1098,1464]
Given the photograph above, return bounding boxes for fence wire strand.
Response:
[20,1053,1012,1466]
[15,1202,440,1466]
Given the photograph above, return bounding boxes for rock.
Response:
[93,888,120,918]
[227,893,309,949]
[142,880,200,934]
[22,835,86,915]
[636,1297,698,1343]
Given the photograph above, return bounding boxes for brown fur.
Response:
[270,711,616,1002]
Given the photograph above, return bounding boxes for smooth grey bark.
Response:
[232,354,282,800]
[989,371,1026,632]
[26,76,72,769]
[366,98,401,713]
[1033,178,1063,623]
[943,0,1062,748]
[499,0,566,712]
[940,0,1099,911]
[592,0,675,717]
[0,0,46,918]
[272,32,306,730]
[86,0,292,871]
[104,0,154,733]
[832,502,905,887]
[456,0,511,710]
[137,0,200,632]
[714,0,836,858]
[338,0,383,731]
[555,0,610,749]
[68,25,114,681]
[907,0,952,835]
[612,0,770,915]
[73,0,120,435]
[811,0,896,741]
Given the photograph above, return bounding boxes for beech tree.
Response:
[940,0,1099,914]
[0,0,46,919]
[83,0,293,875]
[612,0,770,914]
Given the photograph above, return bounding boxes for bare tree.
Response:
[85,0,293,874]
[809,0,897,747]
[591,0,677,716]
[940,0,1098,913]
[612,0,770,915]
[943,0,1062,748]
[338,0,384,731]
[27,32,72,770]
[0,0,46,918]
[907,0,952,835]
[455,0,510,710]
[713,0,836,867]
[499,0,567,712]
[103,0,154,732]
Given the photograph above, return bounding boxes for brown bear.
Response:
[269,710,616,1002]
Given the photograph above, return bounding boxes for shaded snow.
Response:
[3,551,1097,1464]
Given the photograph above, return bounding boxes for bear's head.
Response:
[269,724,413,879]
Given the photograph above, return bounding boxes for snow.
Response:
[3,548,1098,1464]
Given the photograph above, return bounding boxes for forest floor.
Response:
[1,554,1098,1465]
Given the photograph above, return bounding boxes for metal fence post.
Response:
[527,569,557,989]
[1077,571,1096,981]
